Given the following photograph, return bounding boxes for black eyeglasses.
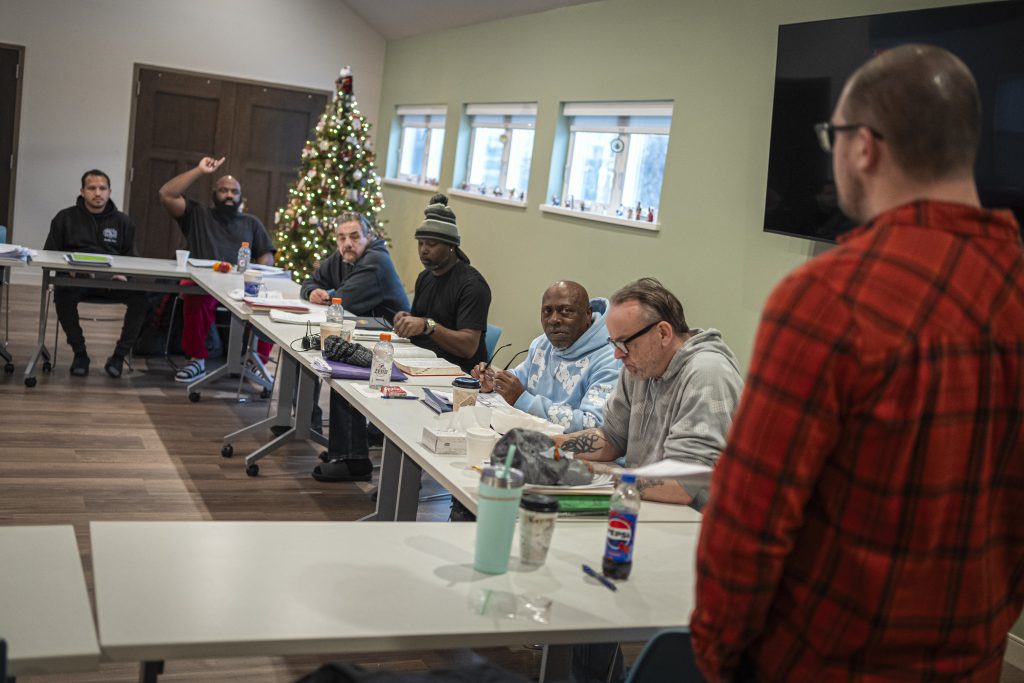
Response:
[608,320,661,354]
[813,122,884,154]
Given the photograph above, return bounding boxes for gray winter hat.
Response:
[415,193,469,262]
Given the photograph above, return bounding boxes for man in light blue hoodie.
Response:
[472,281,620,431]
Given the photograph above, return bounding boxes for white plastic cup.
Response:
[465,427,499,468]
[243,270,262,296]
[175,250,190,270]
[341,320,357,343]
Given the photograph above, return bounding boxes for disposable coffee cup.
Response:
[519,494,560,566]
[474,465,524,574]
[175,250,190,270]
[320,322,343,349]
[465,427,499,468]
[243,270,262,297]
[452,376,481,412]
[341,320,357,343]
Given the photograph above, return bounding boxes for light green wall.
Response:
[375,0,984,369]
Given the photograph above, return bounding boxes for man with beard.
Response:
[692,45,1024,682]
[392,194,490,373]
[300,212,409,482]
[471,280,619,431]
[45,169,150,378]
[159,156,276,382]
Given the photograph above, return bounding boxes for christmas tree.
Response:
[274,67,386,283]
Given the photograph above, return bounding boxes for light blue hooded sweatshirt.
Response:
[510,298,621,431]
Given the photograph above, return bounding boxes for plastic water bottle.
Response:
[236,241,251,273]
[369,333,394,389]
[602,473,640,580]
[326,297,346,326]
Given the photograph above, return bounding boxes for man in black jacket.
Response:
[301,212,409,482]
[44,170,149,378]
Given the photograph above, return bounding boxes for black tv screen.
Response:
[764,1,1024,242]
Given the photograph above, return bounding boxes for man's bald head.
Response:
[541,281,593,349]
[839,44,980,182]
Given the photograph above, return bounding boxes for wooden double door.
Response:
[128,67,328,258]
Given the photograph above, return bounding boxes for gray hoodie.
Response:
[601,328,744,510]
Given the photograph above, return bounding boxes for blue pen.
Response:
[582,564,618,592]
[381,394,418,400]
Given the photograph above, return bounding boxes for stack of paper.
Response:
[243,297,310,312]
[269,309,328,325]
[394,358,464,376]
[65,252,112,267]
[0,244,34,263]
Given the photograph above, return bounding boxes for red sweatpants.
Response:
[181,290,271,362]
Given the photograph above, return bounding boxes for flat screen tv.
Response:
[764,1,1024,242]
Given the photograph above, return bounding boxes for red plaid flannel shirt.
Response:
[692,201,1024,682]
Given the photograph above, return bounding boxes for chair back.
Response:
[625,629,707,683]
[0,224,7,244]
[485,323,502,358]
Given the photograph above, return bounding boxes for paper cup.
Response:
[175,250,190,270]
[465,427,499,468]
[243,270,262,296]
[341,320,357,343]
[320,322,343,349]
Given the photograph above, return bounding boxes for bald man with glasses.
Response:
[553,277,743,509]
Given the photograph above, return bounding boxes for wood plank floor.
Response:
[2,280,1022,683]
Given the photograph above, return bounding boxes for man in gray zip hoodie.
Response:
[555,277,743,510]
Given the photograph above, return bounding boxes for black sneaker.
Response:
[311,458,373,482]
[70,352,90,377]
[104,354,125,378]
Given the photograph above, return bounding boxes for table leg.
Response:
[239,365,326,471]
[373,439,404,521]
[187,314,244,395]
[395,452,422,521]
[138,660,164,683]
[23,269,52,386]
[539,644,572,683]
[224,353,297,444]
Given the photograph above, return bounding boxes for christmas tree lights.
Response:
[273,67,386,283]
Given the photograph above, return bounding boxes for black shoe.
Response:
[367,423,384,448]
[312,458,372,482]
[104,354,125,378]
[70,352,90,377]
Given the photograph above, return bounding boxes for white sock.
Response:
[193,358,205,370]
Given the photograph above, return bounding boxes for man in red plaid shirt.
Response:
[692,45,1024,682]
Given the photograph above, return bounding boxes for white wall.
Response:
[0,0,385,261]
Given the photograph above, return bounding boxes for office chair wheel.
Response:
[4,362,13,373]
[42,361,52,373]
[246,464,259,477]
[260,387,272,399]
[188,391,201,403]
[24,376,37,387]
[221,444,234,458]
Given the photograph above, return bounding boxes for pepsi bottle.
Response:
[602,473,640,580]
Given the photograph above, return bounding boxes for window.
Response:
[394,105,446,186]
[559,101,672,221]
[462,103,536,201]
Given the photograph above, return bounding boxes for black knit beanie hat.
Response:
[414,193,468,262]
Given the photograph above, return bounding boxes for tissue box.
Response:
[422,425,466,454]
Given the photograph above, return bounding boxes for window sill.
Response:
[447,188,527,208]
[538,204,660,231]
[382,178,440,192]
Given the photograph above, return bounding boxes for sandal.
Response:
[175,360,207,383]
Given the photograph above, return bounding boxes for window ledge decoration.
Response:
[448,187,527,208]
[383,177,439,192]
[539,203,660,232]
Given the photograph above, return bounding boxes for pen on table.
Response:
[381,394,418,400]
[582,564,618,592]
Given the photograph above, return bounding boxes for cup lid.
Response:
[479,465,523,489]
[452,377,481,389]
[520,493,559,513]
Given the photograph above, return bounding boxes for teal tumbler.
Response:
[474,466,525,574]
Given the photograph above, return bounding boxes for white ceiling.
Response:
[343,0,602,40]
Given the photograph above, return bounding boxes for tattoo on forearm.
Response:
[561,430,604,453]
[636,478,665,492]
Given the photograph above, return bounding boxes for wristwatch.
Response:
[424,318,437,336]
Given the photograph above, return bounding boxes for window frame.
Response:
[465,113,536,197]
[394,106,447,187]
[559,102,672,219]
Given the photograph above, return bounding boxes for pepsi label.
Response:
[604,509,637,563]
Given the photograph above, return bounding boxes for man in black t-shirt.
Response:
[45,169,150,378]
[393,194,491,373]
[158,156,276,382]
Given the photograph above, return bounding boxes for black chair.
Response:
[625,630,707,683]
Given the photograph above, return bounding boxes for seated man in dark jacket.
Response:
[44,169,150,378]
[301,212,409,482]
